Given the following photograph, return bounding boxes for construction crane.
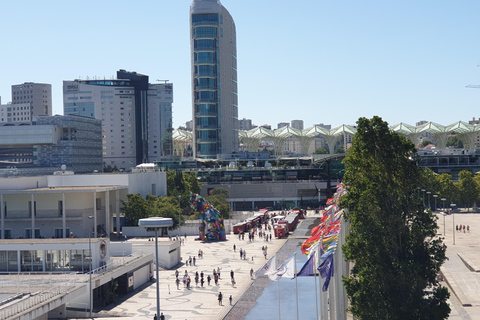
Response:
[466,65,480,88]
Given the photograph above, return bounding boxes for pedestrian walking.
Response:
[187,276,191,289]
[176,277,180,289]
[183,275,187,288]
[243,250,246,260]
[218,292,223,306]
[214,273,219,286]
[233,244,236,252]
[175,270,179,278]
[217,267,221,279]
[193,256,196,266]
[230,270,234,279]
[250,268,254,279]
[239,249,243,259]
[153,314,157,320]
[195,273,199,287]
[467,225,470,232]
[229,295,233,305]
[207,274,211,285]
[201,277,205,287]
[231,276,235,287]
[159,313,165,320]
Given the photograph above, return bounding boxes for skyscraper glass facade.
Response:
[191,0,238,158]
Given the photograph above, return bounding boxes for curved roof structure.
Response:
[176,121,480,157]
[237,121,480,155]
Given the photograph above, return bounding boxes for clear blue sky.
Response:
[1,0,479,129]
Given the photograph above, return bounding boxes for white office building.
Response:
[0,102,31,123]
[63,71,173,171]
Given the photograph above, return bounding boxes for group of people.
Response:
[175,267,236,290]
[456,225,470,233]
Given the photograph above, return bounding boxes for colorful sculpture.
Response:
[190,193,226,241]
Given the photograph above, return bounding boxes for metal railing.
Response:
[0,251,147,319]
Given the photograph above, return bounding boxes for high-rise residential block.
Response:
[239,118,253,131]
[291,120,304,130]
[11,82,52,117]
[190,0,238,158]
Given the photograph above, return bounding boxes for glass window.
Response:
[195,65,216,77]
[196,78,216,89]
[194,39,215,50]
[194,26,217,38]
[196,117,217,127]
[192,13,219,26]
[195,52,216,64]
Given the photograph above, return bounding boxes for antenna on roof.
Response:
[156,80,169,84]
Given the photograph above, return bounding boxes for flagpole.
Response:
[278,279,281,320]
[314,252,319,320]
[294,252,299,320]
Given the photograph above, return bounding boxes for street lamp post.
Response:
[433,194,438,212]
[450,204,456,245]
[178,195,181,232]
[426,191,431,209]
[421,189,426,207]
[88,215,94,318]
[441,198,446,236]
[139,217,174,319]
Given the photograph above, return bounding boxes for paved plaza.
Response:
[66,210,480,320]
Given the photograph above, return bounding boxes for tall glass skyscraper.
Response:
[190,0,238,158]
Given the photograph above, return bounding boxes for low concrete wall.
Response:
[110,241,132,257]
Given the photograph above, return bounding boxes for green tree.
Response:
[457,170,478,211]
[314,147,329,154]
[121,193,148,226]
[446,135,463,148]
[206,187,231,218]
[435,173,458,206]
[122,194,182,228]
[341,116,450,320]
[334,146,345,154]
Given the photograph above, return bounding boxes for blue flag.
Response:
[297,254,315,277]
[318,254,334,292]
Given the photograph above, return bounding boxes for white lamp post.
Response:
[177,195,181,230]
[441,198,446,236]
[139,217,173,318]
[450,204,456,245]
[88,215,94,318]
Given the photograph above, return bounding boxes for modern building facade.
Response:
[0,102,31,123]
[190,0,239,158]
[239,118,253,131]
[0,115,102,175]
[291,120,304,130]
[11,82,52,117]
[148,83,174,161]
[0,171,167,240]
[63,70,173,170]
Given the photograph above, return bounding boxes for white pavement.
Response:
[72,220,287,320]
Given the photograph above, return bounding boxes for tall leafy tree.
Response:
[122,194,181,228]
[457,170,478,211]
[121,193,148,226]
[341,116,449,320]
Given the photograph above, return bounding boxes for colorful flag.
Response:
[297,253,316,277]
[255,256,276,278]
